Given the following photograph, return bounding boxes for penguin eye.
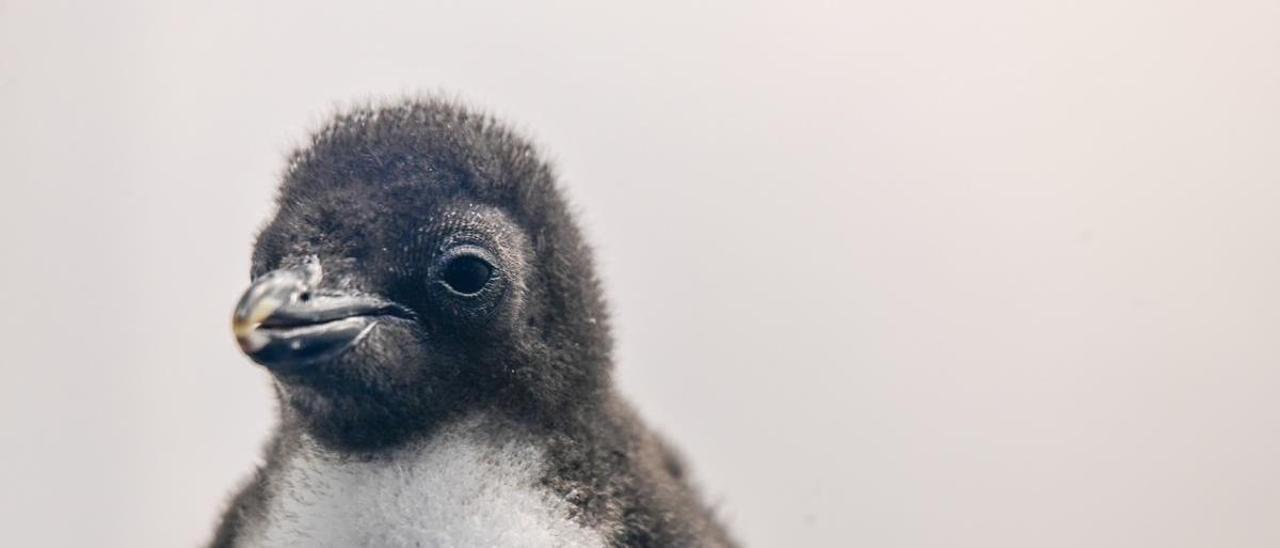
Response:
[440,254,493,295]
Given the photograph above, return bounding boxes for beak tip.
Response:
[233,326,269,354]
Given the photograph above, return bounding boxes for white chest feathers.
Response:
[244,417,607,548]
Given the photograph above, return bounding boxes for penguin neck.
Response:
[251,412,608,547]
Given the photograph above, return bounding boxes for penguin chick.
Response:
[210,97,736,547]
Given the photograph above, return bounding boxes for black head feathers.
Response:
[236,97,613,449]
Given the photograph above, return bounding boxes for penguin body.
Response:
[211,98,734,547]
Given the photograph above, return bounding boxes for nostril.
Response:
[299,291,312,303]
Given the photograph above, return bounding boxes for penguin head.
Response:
[232,99,611,449]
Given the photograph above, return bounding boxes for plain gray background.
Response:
[2,1,1279,546]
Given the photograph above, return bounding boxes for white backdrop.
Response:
[2,1,1279,546]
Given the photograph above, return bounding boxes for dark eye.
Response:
[440,255,493,295]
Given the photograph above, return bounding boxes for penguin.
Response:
[210,97,736,547]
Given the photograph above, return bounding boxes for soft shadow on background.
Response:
[2,1,1278,546]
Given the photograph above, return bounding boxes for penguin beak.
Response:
[232,257,412,370]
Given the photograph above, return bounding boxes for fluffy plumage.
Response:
[210,97,735,547]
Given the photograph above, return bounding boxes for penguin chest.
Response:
[246,424,606,548]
